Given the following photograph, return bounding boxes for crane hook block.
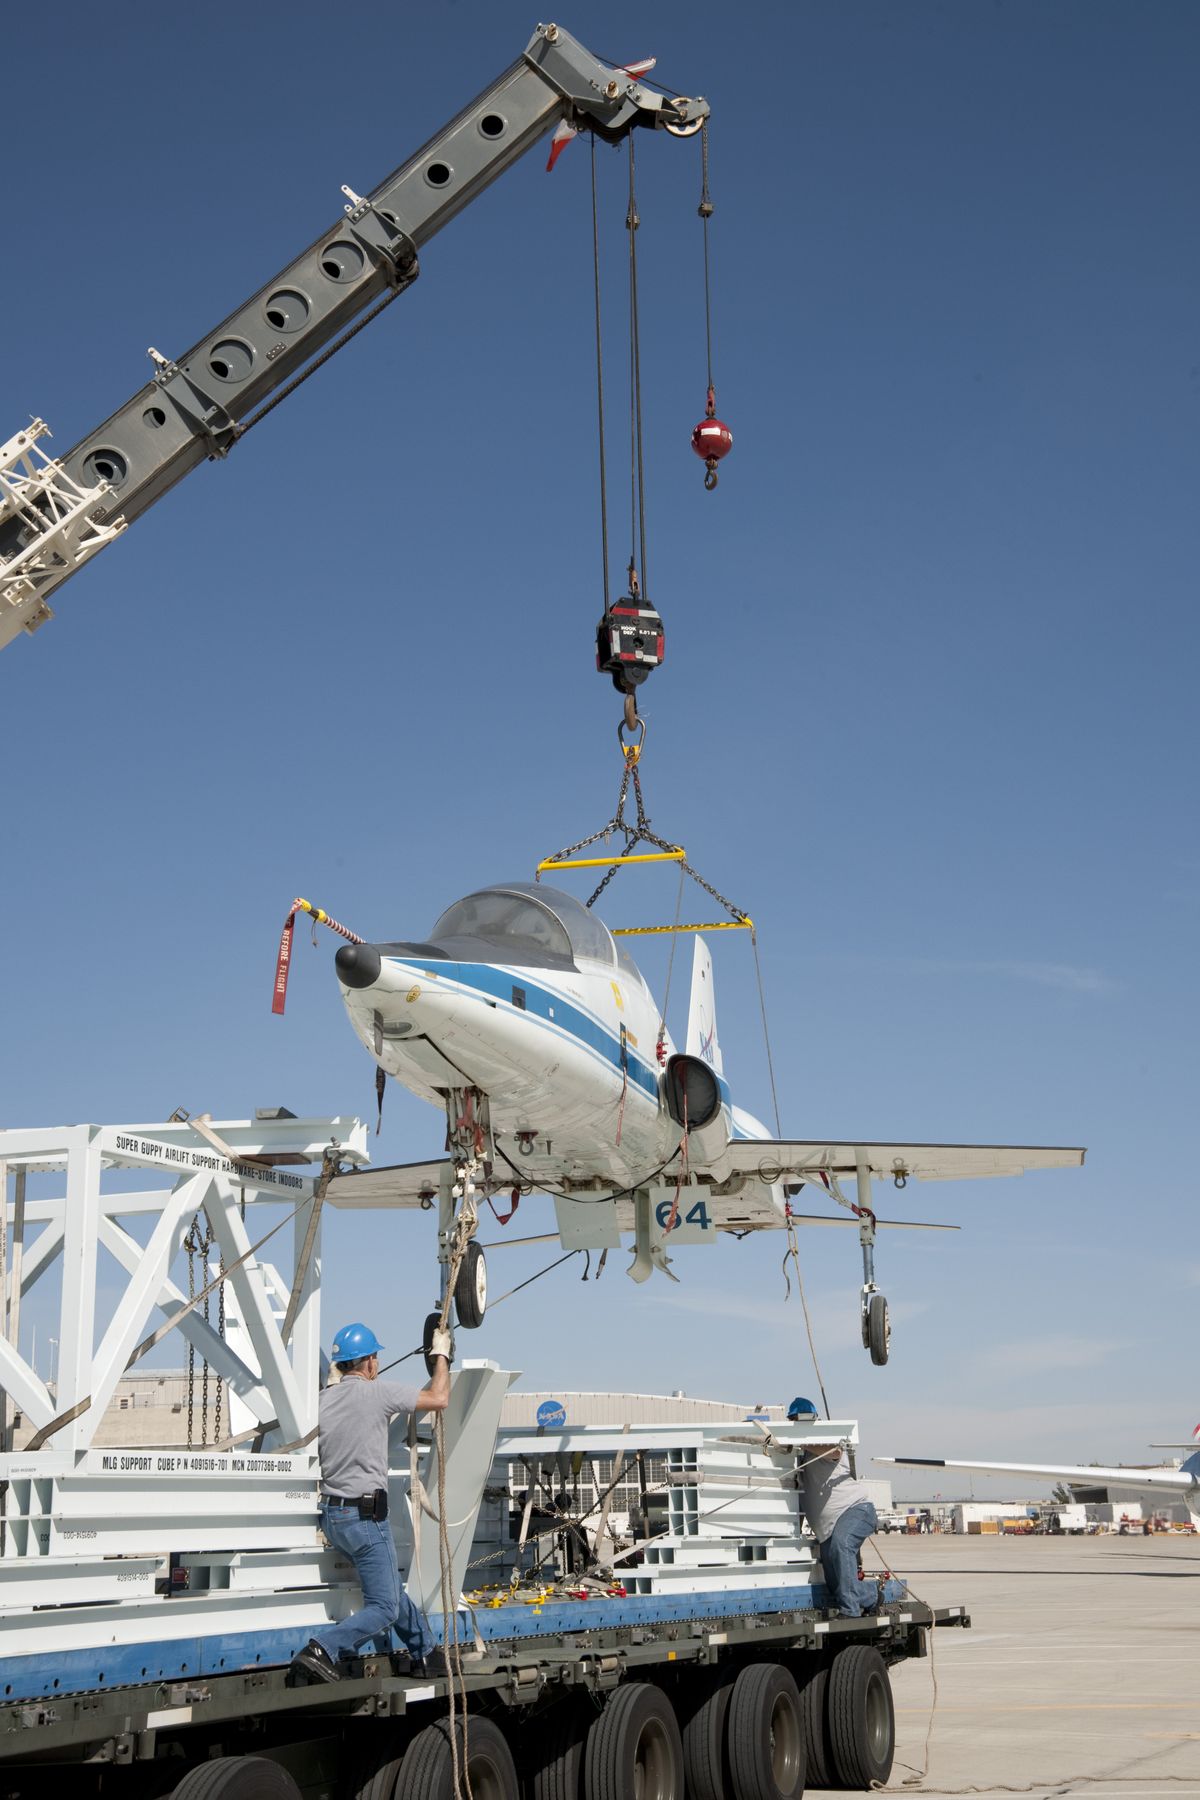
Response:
[691,415,733,490]
[596,596,665,696]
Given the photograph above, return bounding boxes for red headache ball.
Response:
[692,417,733,462]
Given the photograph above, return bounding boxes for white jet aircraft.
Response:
[329,882,1084,1360]
[877,1428,1200,1526]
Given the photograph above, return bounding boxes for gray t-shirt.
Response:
[318,1377,422,1497]
[797,1448,870,1543]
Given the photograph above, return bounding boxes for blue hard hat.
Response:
[787,1396,818,1420]
[331,1322,383,1360]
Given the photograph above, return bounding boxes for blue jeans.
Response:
[312,1502,435,1662]
[820,1500,879,1616]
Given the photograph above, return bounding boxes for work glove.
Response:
[429,1326,453,1362]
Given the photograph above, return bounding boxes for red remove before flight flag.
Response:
[272,909,298,1015]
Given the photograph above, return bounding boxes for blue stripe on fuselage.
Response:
[398,960,666,1104]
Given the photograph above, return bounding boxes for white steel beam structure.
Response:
[0,1116,367,1459]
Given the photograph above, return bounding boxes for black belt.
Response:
[323,1489,388,1520]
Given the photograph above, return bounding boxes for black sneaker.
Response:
[287,1640,341,1685]
[411,1647,451,1678]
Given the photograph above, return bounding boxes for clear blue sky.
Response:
[3,1,1196,1488]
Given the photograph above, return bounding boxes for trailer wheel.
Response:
[585,1680,684,1800]
[350,1725,413,1800]
[727,1661,805,1800]
[677,1666,734,1800]
[170,1758,302,1800]
[523,1694,589,1800]
[867,1293,890,1366]
[796,1662,836,1790]
[399,1716,518,1800]
[827,1646,895,1789]
[454,1241,487,1329]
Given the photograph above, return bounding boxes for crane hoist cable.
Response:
[691,120,733,489]
[594,135,663,734]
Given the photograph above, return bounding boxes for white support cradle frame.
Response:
[0,1114,368,1464]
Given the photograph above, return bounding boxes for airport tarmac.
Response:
[856,1534,1200,1799]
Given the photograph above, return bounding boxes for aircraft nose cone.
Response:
[335,942,382,989]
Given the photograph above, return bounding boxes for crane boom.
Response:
[0,24,707,650]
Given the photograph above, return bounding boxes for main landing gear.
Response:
[425,1086,492,1360]
[855,1152,890,1367]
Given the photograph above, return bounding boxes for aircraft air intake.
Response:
[664,1055,723,1130]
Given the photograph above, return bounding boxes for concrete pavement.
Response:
[847,1533,1200,1797]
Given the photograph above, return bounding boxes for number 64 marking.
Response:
[655,1198,712,1232]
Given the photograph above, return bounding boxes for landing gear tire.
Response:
[727,1660,806,1800]
[827,1645,895,1789]
[867,1292,890,1366]
[585,1680,684,1800]
[422,1311,455,1376]
[454,1240,487,1329]
[170,1758,302,1800]
[400,1715,519,1800]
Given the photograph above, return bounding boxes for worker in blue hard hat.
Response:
[288,1319,451,1685]
[787,1397,880,1618]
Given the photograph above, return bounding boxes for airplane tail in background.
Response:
[686,937,724,1078]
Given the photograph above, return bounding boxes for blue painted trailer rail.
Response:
[0,1579,906,1704]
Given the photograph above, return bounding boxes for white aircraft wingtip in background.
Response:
[875,1449,1200,1523]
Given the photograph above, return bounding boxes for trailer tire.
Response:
[796,1662,836,1790]
[454,1241,487,1329]
[399,1716,517,1800]
[585,1680,683,1800]
[170,1758,302,1800]
[677,1666,734,1800]
[350,1726,413,1800]
[525,1694,589,1800]
[727,1661,805,1800]
[827,1646,895,1789]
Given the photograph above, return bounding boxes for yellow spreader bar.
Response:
[536,848,686,874]
[613,919,755,936]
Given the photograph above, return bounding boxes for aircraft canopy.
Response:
[430,883,616,968]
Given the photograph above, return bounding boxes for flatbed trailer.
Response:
[0,1589,968,1798]
[0,1116,969,1799]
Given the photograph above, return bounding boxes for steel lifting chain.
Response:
[200,1218,212,1445]
[183,1213,223,1446]
[540,736,750,923]
[214,1253,225,1445]
[185,1221,197,1448]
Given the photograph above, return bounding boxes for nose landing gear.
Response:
[434,1086,492,1341]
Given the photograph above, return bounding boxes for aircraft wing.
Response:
[875,1455,1199,1499]
[723,1140,1085,1183]
[326,1158,449,1208]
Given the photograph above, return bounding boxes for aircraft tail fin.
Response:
[686,936,724,1078]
